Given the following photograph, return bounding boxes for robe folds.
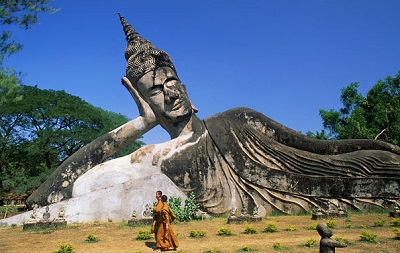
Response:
[161,107,400,215]
[153,201,179,250]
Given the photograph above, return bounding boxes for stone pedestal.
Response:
[22,220,67,230]
[312,211,347,220]
[227,216,262,224]
[127,217,153,226]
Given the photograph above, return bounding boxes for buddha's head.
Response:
[119,14,197,131]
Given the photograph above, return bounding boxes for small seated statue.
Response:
[42,206,50,221]
[29,204,38,221]
[317,223,347,253]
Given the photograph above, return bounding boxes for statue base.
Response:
[227,216,262,224]
[312,211,347,220]
[127,217,153,226]
[23,219,67,231]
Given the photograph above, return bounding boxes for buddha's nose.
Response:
[164,87,179,105]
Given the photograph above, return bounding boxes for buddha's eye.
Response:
[150,85,163,96]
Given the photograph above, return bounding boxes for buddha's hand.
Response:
[121,76,157,125]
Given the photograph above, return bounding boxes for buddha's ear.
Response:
[182,83,199,113]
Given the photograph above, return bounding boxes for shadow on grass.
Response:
[145,241,156,250]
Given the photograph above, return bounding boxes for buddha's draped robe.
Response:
[161,108,400,214]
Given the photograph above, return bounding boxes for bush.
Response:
[391,218,400,227]
[273,242,284,250]
[237,245,256,252]
[243,225,258,234]
[51,243,75,253]
[0,206,18,214]
[344,224,352,229]
[373,218,385,227]
[136,229,152,240]
[217,227,233,236]
[203,249,221,253]
[168,192,200,222]
[307,222,317,230]
[326,220,336,228]
[284,225,297,231]
[305,238,316,247]
[263,223,278,233]
[84,234,100,243]
[393,228,400,239]
[189,230,206,238]
[360,231,377,243]
[335,237,349,244]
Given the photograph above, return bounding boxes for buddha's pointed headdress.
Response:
[118,13,177,85]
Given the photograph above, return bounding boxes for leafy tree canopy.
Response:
[319,71,400,145]
[1,84,144,196]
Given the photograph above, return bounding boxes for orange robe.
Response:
[153,201,179,250]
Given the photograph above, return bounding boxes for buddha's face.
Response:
[137,67,194,125]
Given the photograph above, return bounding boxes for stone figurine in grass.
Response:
[317,223,347,253]
[26,14,400,217]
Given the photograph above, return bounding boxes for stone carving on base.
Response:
[317,223,347,252]
[22,13,400,223]
[128,204,153,226]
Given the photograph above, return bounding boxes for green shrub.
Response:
[0,206,18,214]
[203,249,221,253]
[391,218,400,227]
[237,245,256,252]
[284,225,297,231]
[326,220,336,228]
[373,218,385,227]
[307,222,317,230]
[393,228,400,239]
[344,224,352,229]
[273,242,284,250]
[263,223,278,233]
[85,234,100,243]
[335,237,349,244]
[189,230,206,238]
[243,225,258,234]
[51,243,75,253]
[360,231,377,243]
[217,227,233,236]
[305,238,316,247]
[136,229,152,240]
[168,192,200,222]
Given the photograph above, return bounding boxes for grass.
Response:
[1,212,400,252]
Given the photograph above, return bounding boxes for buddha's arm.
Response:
[26,77,158,208]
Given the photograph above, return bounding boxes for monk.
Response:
[25,13,400,217]
[153,193,179,251]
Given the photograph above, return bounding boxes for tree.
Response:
[319,71,400,145]
[0,85,144,197]
[0,0,57,64]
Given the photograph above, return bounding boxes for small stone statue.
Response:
[317,223,347,253]
[252,206,259,217]
[142,204,152,218]
[57,206,65,220]
[30,203,38,221]
[131,210,137,218]
[42,206,50,220]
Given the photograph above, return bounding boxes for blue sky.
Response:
[4,0,400,144]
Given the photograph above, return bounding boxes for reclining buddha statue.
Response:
[26,14,400,217]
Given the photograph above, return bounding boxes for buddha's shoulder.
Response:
[204,107,270,123]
